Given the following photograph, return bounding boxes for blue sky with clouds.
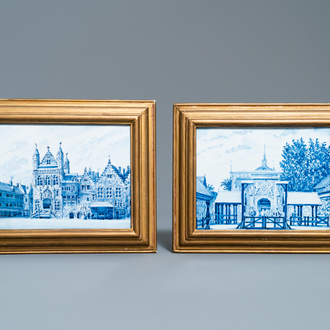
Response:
[197,128,330,191]
[0,125,130,186]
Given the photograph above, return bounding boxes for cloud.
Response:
[204,135,229,141]
[232,129,252,135]
[197,144,223,156]
[225,145,251,154]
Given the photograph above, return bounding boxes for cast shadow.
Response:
[157,229,172,252]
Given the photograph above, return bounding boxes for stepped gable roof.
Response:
[39,147,58,168]
[314,175,330,193]
[101,157,126,182]
[215,191,241,204]
[287,192,322,205]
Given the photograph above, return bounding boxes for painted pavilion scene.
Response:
[196,128,330,231]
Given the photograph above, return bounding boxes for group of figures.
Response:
[196,147,330,230]
[0,143,131,221]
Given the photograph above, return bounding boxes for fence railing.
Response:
[237,216,290,230]
[214,214,238,224]
[290,215,329,227]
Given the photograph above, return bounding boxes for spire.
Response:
[56,142,64,169]
[34,143,39,156]
[33,143,40,170]
[255,145,273,171]
[57,142,63,155]
[261,145,267,168]
[64,152,70,174]
[108,155,111,164]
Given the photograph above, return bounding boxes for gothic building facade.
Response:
[32,143,130,220]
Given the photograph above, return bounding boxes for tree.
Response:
[220,177,232,191]
[280,138,330,191]
[207,184,215,191]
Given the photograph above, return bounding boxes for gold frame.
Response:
[173,103,330,253]
[0,99,156,253]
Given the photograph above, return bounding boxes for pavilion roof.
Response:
[287,192,322,205]
[215,191,241,204]
[90,201,114,208]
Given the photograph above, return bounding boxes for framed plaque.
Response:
[0,99,156,253]
[173,103,330,253]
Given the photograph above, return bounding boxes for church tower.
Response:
[64,153,70,174]
[56,142,64,172]
[33,144,40,171]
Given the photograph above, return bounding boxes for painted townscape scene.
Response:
[196,128,330,230]
[0,125,131,229]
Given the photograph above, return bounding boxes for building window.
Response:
[81,185,85,191]
[115,187,121,198]
[45,175,51,185]
[97,187,104,198]
[106,187,112,198]
[53,176,59,185]
[107,174,112,179]
[87,185,90,190]
[55,200,60,211]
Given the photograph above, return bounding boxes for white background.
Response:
[0,1,329,330]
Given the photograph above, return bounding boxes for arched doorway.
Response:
[69,212,74,219]
[258,198,271,215]
[43,198,51,209]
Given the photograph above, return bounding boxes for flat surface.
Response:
[0,1,330,329]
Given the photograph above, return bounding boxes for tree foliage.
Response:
[220,177,232,191]
[280,138,330,191]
